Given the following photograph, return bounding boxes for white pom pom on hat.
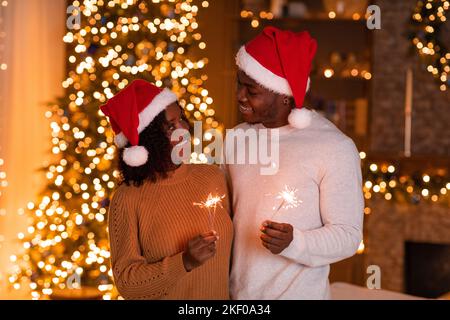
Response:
[100,80,177,167]
[122,146,149,167]
[288,108,313,129]
[236,26,317,129]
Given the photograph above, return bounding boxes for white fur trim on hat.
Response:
[288,108,313,129]
[122,146,149,167]
[236,46,312,96]
[237,46,292,96]
[137,88,177,134]
[114,88,177,148]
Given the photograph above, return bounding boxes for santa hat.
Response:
[100,79,177,167]
[236,26,317,129]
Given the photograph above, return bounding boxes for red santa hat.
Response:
[100,79,177,167]
[236,26,317,129]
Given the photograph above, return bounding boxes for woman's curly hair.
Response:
[118,110,174,187]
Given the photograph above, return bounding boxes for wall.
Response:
[371,0,450,156]
[197,0,240,129]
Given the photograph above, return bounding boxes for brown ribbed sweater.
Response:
[108,164,233,300]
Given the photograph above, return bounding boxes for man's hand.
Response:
[182,231,218,272]
[260,221,293,255]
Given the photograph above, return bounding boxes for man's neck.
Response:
[261,118,289,129]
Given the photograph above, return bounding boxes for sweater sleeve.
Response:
[219,134,232,192]
[108,188,188,299]
[280,138,364,267]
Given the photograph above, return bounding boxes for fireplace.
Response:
[404,241,450,298]
[366,199,450,296]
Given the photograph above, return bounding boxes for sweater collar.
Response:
[253,123,295,136]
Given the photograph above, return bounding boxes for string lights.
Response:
[0,157,7,236]
[0,1,8,279]
[356,151,450,255]
[240,5,368,29]
[10,0,219,300]
[360,152,449,208]
[411,0,449,91]
[240,9,274,28]
[0,158,5,291]
[0,0,6,71]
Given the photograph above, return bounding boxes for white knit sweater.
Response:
[223,109,364,300]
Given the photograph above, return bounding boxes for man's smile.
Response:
[239,104,254,115]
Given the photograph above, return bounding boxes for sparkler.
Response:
[271,185,302,219]
[194,193,226,230]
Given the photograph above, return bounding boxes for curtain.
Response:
[0,0,66,299]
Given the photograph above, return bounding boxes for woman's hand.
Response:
[260,221,294,254]
[182,231,219,272]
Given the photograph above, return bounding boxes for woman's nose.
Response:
[177,120,190,131]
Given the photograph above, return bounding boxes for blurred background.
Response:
[0,0,449,300]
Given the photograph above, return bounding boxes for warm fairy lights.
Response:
[0,158,6,194]
[411,0,449,91]
[361,154,449,207]
[0,158,6,287]
[0,1,7,283]
[0,157,7,241]
[240,9,274,28]
[358,152,449,255]
[0,0,7,72]
[356,240,365,254]
[240,4,368,28]
[10,0,218,300]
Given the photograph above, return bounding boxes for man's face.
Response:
[237,70,279,125]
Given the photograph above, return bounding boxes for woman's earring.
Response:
[283,97,289,105]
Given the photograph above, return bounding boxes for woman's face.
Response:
[165,102,190,147]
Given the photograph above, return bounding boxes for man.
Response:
[222,26,364,300]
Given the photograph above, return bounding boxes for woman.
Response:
[101,79,233,300]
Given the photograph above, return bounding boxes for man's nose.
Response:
[237,86,247,103]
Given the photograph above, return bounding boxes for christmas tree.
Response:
[10,0,220,300]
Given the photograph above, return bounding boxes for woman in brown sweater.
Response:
[101,80,233,300]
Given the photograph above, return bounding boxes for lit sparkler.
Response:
[194,193,226,230]
[271,185,302,219]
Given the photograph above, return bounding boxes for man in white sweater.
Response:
[223,27,364,299]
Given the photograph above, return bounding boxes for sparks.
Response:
[194,193,225,209]
[272,185,302,217]
[194,193,225,230]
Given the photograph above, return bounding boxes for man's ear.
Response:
[282,95,295,109]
